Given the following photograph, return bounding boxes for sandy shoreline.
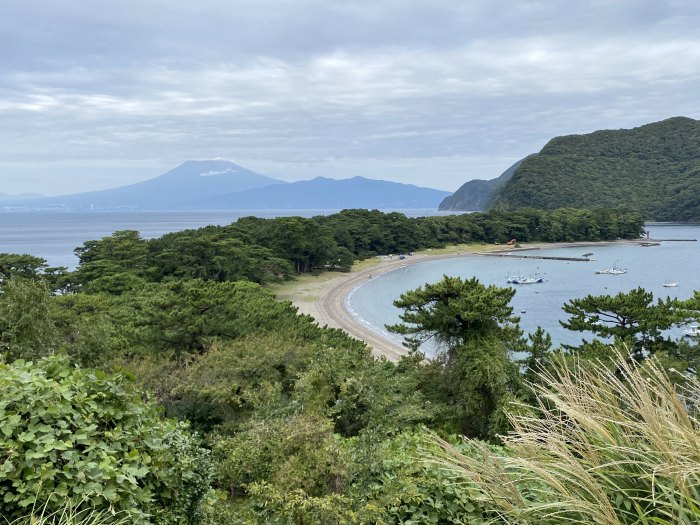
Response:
[271,240,632,361]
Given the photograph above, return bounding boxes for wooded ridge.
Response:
[442,117,700,221]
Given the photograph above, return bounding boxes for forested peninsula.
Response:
[2,207,700,524]
[442,117,700,221]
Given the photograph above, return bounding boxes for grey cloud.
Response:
[1,0,699,194]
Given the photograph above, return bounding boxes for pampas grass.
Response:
[428,351,700,524]
[5,502,131,525]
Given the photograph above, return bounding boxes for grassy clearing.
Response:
[266,256,386,302]
[414,242,498,256]
[268,243,498,300]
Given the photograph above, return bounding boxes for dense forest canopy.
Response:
[1,208,698,524]
[491,117,700,221]
[66,206,645,291]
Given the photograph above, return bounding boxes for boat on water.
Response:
[595,268,627,275]
[663,280,679,287]
[684,325,700,337]
[507,275,544,284]
[595,262,627,275]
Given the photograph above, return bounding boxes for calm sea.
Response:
[348,224,700,349]
[0,209,449,269]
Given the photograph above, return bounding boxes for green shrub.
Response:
[0,278,57,361]
[0,355,211,524]
[355,430,489,525]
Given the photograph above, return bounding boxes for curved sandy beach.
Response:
[282,251,467,361]
[313,253,454,361]
[274,241,631,361]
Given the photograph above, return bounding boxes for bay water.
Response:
[348,224,700,349]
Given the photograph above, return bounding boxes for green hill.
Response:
[438,157,529,211]
[491,117,700,221]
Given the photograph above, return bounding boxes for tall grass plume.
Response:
[429,351,700,524]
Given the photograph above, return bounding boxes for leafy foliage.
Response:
[388,275,519,352]
[11,503,130,525]
[0,356,211,524]
[0,208,673,524]
[0,278,57,361]
[356,430,491,525]
[69,207,644,288]
[0,252,72,294]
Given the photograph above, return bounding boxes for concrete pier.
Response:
[476,253,591,262]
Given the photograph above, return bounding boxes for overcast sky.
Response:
[1,0,699,195]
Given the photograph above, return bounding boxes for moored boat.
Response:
[509,275,544,284]
[595,261,627,275]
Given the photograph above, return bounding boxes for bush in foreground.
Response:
[0,355,211,524]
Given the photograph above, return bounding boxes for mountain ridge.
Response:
[192,175,451,210]
[4,160,285,211]
[439,116,700,221]
[5,161,450,211]
[491,116,700,221]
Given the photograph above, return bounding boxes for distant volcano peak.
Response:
[7,160,285,211]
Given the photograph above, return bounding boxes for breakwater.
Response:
[476,253,591,262]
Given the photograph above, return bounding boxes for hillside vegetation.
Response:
[438,157,527,211]
[4,209,700,524]
[490,117,700,221]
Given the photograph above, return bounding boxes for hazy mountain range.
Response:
[3,160,450,211]
[9,116,694,217]
[0,192,44,201]
[204,175,450,209]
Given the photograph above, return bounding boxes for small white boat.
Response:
[663,281,679,287]
[684,325,700,337]
[595,262,627,275]
[508,276,544,284]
